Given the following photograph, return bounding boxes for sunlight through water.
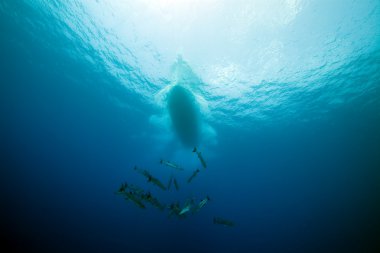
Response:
[27,0,380,126]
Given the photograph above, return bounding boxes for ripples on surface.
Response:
[4,0,380,127]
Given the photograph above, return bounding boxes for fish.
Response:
[115,183,127,195]
[134,166,167,190]
[173,177,180,191]
[142,192,165,211]
[127,184,144,195]
[179,205,191,215]
[167,174,173,190]
[147,175,167,191]
[160,159,183,171]
[124,191,146,209]
[133,166,151,178]
[213,217,235,227]
[195,196,210,212]
[187,169,200,183]
[179,199,194,216]
[168,202,182,218]
[193,147,207,169]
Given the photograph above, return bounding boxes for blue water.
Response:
[1,1,380,252]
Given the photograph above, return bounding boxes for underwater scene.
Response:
[1,1,380,252]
